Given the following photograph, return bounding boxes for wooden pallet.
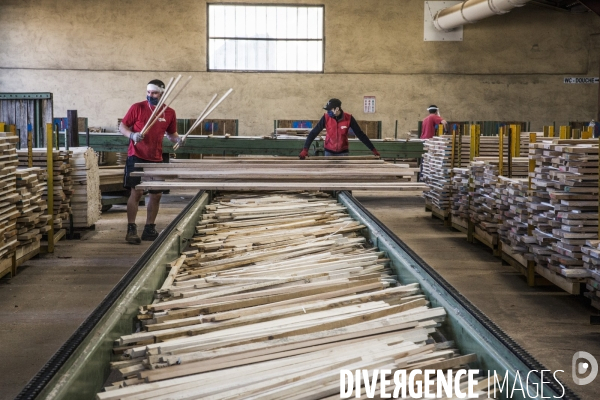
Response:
[431,204,451,226]
[41,228,66,253]
[0,257,12,280]
[534,264,583,295]
[450,215,468,233]
[15,240,40,270]
[500,245,551,287]
[473,226,499,256]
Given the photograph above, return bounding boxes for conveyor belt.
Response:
[16,190,578,399]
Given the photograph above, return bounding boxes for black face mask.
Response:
[147,95,159,106]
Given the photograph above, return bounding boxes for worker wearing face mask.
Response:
[118,79,182,245]
[299,98,380,159]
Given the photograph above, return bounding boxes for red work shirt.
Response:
[421,114,444,139]
[122,101,177,161]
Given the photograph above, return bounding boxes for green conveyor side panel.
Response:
[59,133,425,159]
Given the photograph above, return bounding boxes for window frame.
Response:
[206,3,325,73]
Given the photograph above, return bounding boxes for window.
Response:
[208,4,324,72]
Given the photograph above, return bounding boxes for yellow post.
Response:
[9,124,16,137]
[511,124,521,156]
[498,126,504,176]
[475,124,480,158]
[583,127,593,139]
[543,126,549,137]
[46,123,54,253]
[548,126,555,138]
[0,122,5,132]
[437,123,444,136]
[572,128,581,139]
[450,131,456,169]
[470,125,476,161]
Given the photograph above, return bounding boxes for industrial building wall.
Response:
[1,0,599,136]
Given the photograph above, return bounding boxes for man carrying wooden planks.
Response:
[118,79,182,244]
[299,98,380,159]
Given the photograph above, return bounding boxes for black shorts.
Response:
[123,155,165,194]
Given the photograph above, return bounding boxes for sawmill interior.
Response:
[2,0,600,399]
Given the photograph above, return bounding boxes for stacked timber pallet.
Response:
[17,149,73,232]
[14,167,49,260]
[527,141,598,283]
[422,136,470,211]
[496,177,531,257]
[450,167,470,226]
[98,191,496,399]
[134,158,426,192]
[0,136,20,277]
[582,240,600,310]
[69,147,101,228]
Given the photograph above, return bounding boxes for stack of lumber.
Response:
[14,167,49,258]
[134,158,426,192]
[98,191,495,399]
[478,136,511,158]
[17,149,73,231]
[0,136,20,274]
[69,147,101,227]
[582,240,600,310]
[496,177,531,256]
[527,141,597,280]
[422,136,469,211]
[450,167,470,221]
[99,167,125,192]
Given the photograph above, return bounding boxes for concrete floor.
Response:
[0,190,599,399]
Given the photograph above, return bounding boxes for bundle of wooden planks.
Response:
[17,149,73,232]
[0,136,20,277]
[98,191,496,399]
[450,167,470,224]
[14,167,49,259]
[69,147,101,228]
[496,177,531,257]
[582,240,600,310]
[133,158,426,192]
[527,141,598,281]
[422,136,470,211]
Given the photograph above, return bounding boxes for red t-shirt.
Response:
[122,101,177,161]
[421,114,444,139]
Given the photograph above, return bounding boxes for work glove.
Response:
[299,148,309,160]
[173,136,183,146]
[131,132,143,143]
[372,148,380,157]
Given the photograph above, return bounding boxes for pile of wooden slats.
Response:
[98,192,494,399]
[133,158,426,192]
[582,240,600,310]
[496,177,531,255]
[17,149,73,232]
[527,142,597,280]
[14,167,49,259]
[422,136,470,210]
[69,147,101,227]
[450,167,470,222]
[0,136,19,276]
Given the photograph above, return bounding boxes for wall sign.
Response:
[364,96,376,113]
[564,77,599,84]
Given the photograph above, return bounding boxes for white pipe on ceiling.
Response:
[433,0,531,31]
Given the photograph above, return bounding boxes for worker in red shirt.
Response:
[299,98,380,159]
[421,105,448,139]
[118,79,182,244]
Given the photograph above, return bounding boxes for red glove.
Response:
[299,148,309,159]
[372,149,380,157]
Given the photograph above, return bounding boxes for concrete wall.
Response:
[1,0,599,136]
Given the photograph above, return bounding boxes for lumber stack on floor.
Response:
[0,137,19,271]
[496,177,531,256]
[17,149,73,232]
[422,136,470,211]
[14,167,48,257]
[69,147,101,227]
[527,141,598,281]
[450,167,470,221]
[582,240,600,310]
[134,158,426,192]
[98,191,492,399]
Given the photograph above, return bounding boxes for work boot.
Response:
[126,223,141,245]
[141,224,159,241]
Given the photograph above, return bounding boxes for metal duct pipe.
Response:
[433,0,530,31]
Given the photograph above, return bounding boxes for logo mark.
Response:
[572,351,598,385]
